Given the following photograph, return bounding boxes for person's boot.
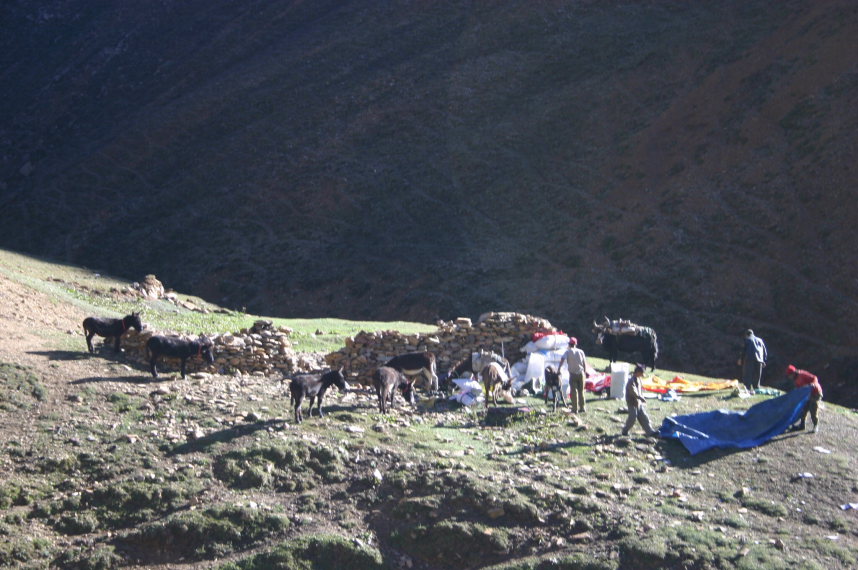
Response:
[811,422,818,433]
[790,422,805,432]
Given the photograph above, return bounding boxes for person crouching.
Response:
[787,364,823,433]
[622,364,659,437]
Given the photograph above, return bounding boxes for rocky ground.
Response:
[1,270,857,569]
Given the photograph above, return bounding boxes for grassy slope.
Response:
[0,251,856,569]
[0,248,436,354]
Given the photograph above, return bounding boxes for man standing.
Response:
[787,365,823,433]
[561,337,588,413]
[738,329,767,392]
[622,364,659,436]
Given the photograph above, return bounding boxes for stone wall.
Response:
[325,312,557,385]
[111,312,556,382]
[120,320,324,377]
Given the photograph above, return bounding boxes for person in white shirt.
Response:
[561,337,588,413]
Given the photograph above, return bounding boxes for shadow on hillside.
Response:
[654,431,804,468]
[318,403,365,415]
[70,375,159,385]
[28,349,89,361]
[504,440,592,457]
[168,420,283,456]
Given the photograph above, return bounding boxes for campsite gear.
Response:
[660,386,812,455]
[659,389,680,402]
[610,363,629,399]
[644,375,740,394]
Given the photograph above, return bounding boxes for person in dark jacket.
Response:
[738,329,767,391]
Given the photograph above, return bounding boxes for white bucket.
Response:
[610,363,629,399]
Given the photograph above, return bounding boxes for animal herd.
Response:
[82,312,215,379]
[81,312,661,423]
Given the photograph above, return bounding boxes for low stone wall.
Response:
[120,320,324,377]
[111,312,556,382]
[325,312,557,385]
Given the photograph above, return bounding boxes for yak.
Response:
[592,317,659,371]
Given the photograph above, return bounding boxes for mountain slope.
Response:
[1,0,857,403]
[0,254,856,569]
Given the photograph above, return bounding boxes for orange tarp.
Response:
[643,375,740,394]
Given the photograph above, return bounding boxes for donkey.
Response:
[82,312,143,353]
[481,361,512,408]
[384,351,439,393]
[289,367,347,423]
[444,350,511,391]
[543,365,568,412]
[373,366,415,414]
[146,335,215,379]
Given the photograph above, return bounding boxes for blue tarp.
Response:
[659,386,811,455]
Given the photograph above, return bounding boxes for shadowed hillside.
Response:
[1,0,857,404]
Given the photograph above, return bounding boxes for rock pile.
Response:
[326,312,557,385]
[133,274,165,299]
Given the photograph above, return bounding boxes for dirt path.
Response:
[0,273,117,440]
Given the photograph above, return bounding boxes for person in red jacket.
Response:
[787,365,823,433]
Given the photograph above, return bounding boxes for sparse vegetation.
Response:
[0,251,855,570]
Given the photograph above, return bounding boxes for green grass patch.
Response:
[0,536,54,568]
[740,496,789,518]
[220,534,386,570]
[122,504,289,561]
[0,363,46,411]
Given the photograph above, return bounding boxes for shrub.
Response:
[54,545,121,570]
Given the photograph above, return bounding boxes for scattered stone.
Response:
[487,507,505,519]
[186,429,205,441]
[372,468,383,485]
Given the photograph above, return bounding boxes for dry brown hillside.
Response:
[0,0,856,404]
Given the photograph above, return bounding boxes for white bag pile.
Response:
[510,333,570,397]
[449,377,484,407]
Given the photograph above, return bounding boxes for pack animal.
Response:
[146,335,215,379]
[543,365,568,412]
[444,350,511,392]
[82,312,143,353]
[592,317,659,371]
[481,361,512,408]
[373,366,415,414]
[289,368,347,423]
[384,351,439,393]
